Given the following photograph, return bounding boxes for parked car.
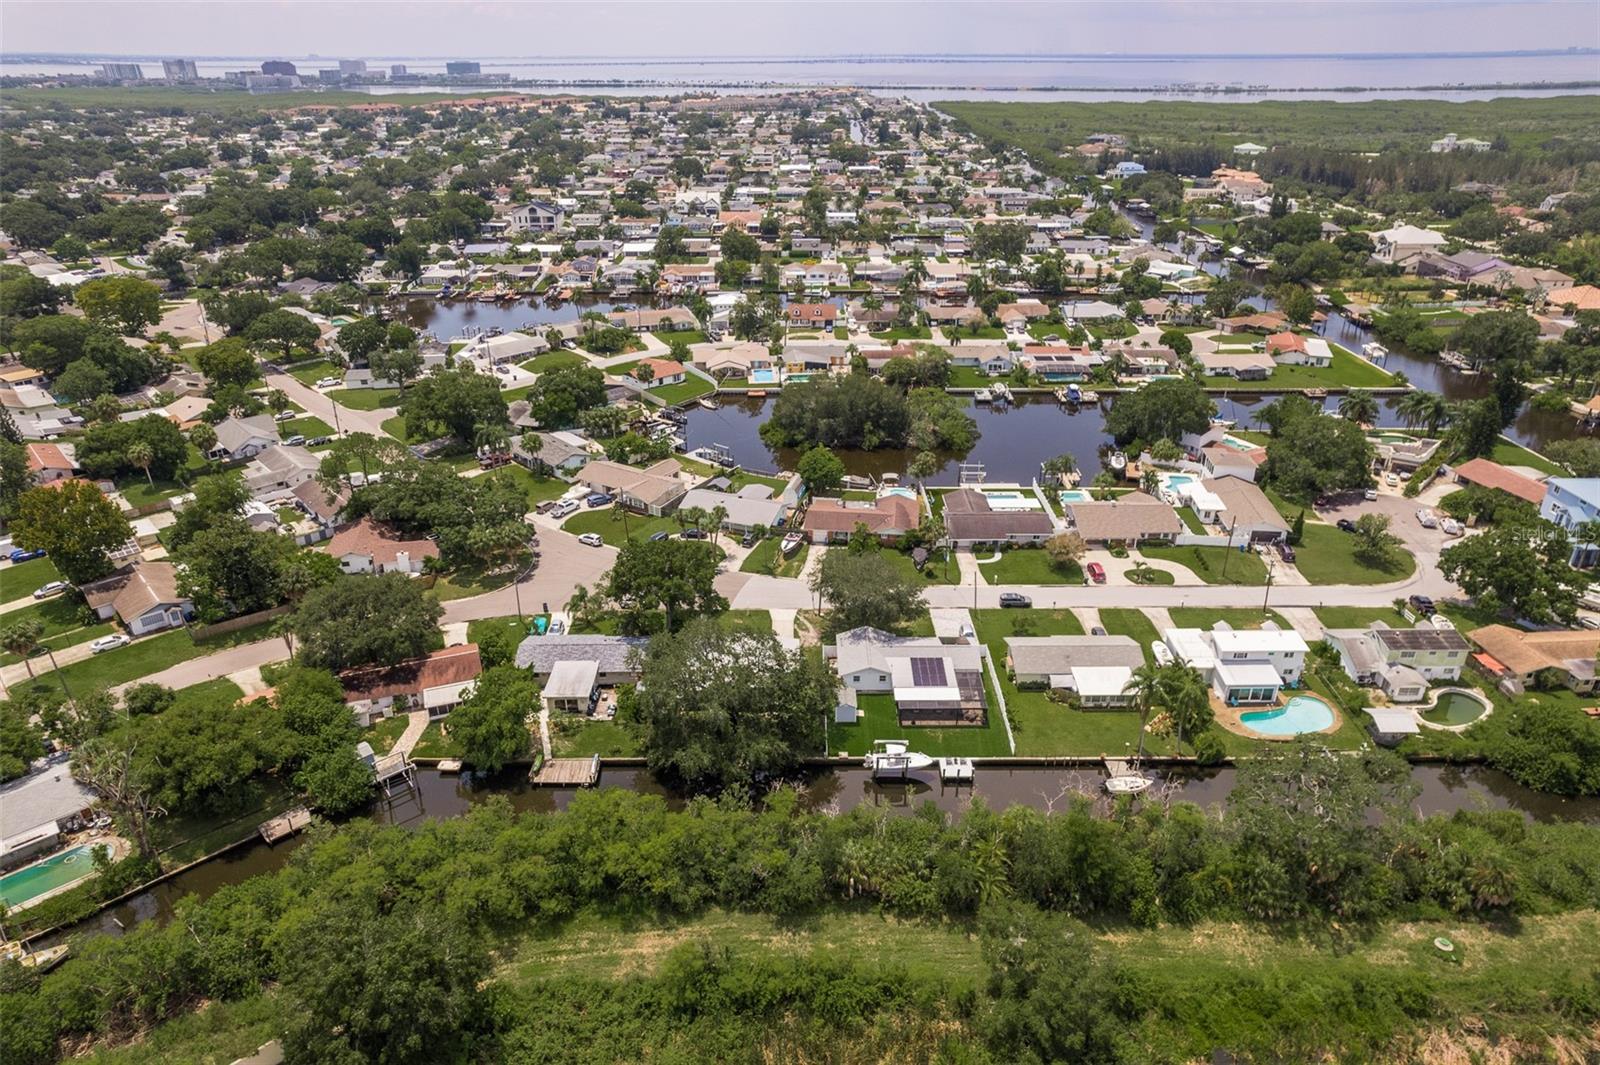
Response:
[1416,508,1438,529]
[273,410,295,422]
[479,453,510,470]
[89,634,131,654]
[535,500,558,514]
[1408,595,1436,615]
[8,548,44,563]
[1275,542,1296,562]
[306,436,331,447]
[648,531,671,542]
[1439,517,1464,537]
[551,500,580,519]
[284,434,306,447]
[1090,625,1107,636]
[577,532,605,547]
[494,365,511,375]
[998,592,1032,608]
[315,377,341,389]
[1336,519,1357,533]
[584,493,614,508]
[1363,488,1378,501]
[1385,472,1400,486]
[682,528,708,540]
[32,581,69,600]
[1085,561,1106,584]
[740,532,756,548]
[547,618,567,635]
[1580,615,1600,631]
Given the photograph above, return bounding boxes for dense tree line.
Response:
[4,742,1599,1063]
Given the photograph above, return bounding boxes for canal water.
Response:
[54,761,1600,944]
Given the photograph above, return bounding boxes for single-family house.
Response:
[339,644,484,725]
[507,200,564,233]
[679,483,789,534]
[513,634,649,712]
[802,492,921,545]
[1163,621,1308,706]
[577,458,687,515]
[473,332,549,364]
[1205,476,1289,543]
[512,431,591,476]
[210,415,280,461]
[1264,332,1333,367]
[79,560,194,636]
[940,488,1057,547]
[785,302,839,330]
[1065,493,1182,546]
[24,442,76,484]
[1539,477,1600,566]
[242,444,320,500]
[1450,457,1546,506]
[1371,224,1448,266]
[1004,635,1145,706]
[1324,619,1469,702]
[1468,624,1600,694]
[324,516,440,574]
[628,358,688,387]
[831,626,988,725]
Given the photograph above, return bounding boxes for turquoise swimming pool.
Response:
[748,369,780,385]
[0,844,102,909]
[1059,489,1093,504]
[1240,695,1335,736]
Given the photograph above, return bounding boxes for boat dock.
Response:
[939,757,975,783]
[258,807,311,845]
[373,752,418,796]
[530,754,601,787]
[1103,758,1133,777]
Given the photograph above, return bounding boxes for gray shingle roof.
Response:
[514,634,648,675]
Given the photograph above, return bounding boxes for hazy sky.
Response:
[4,0,1598,57]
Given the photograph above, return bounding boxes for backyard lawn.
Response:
[1200,346,1396,391]
[1292,522,1416,586]
[411,720,463,759]
[481,463,572,506]
[740,536,808,578]
[879,546,961,585]
[947,366,998,389]
[279,414,334,440]
[359,714,412,757]
[1490,439,1566,476]
[828,681,1013,758]
[980,547,1083,585]
[550,717,640,757]
[1140,543,1268,585]
[285,358,341,386]
[325,387,401,411]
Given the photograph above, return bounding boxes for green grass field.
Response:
[480,463,572,506]
[284,358,341,386]
[1140,543,1269,585]
[1490,438,1567,476]
[0,595,116,664]
[739,536,809,578]
[13,622,280,697]
[1201,346,1396,391]
[325,387,401,411]
[1313,605,1412,630]
[1292,522,1417,585]
[1167,608,1289,630]
[979,547,1084,585]
[2,556,63,600]
[829,679,1013,758]
[878,546,961,585]
[561,507,680,546]
[519,350,588,374]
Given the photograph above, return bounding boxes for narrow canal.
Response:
[53,761,1600,944]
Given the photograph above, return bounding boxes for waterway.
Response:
[51,761,1600,945]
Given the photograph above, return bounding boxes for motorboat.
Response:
[780,531,804,556]
[1,942,69,972]
[864,739,935,777]
[1107,451,1128,471]
[696,396,719,411]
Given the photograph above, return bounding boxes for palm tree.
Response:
[1397,390,1450,436]
[188,422,218,459]
[1,617,45,679]
[709,504,729,545]
[126,440,156,487]
[1161,661,1212,748]
[1121,662,1164,764]
[1338,388,1379,427]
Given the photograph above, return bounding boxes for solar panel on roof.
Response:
[910,657,947,687]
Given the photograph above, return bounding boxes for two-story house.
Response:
[1324,620,1471,703]
[1540,477,1600,567]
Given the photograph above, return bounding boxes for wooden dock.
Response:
[437,759,463,774]
[530,754,601,787]
[1103,758,1132,777]
[258,807,311,845]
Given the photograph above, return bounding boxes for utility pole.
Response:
[1261,553,1276,616]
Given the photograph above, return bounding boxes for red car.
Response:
[1086,562,1106,584]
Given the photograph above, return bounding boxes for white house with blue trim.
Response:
[1540,477,1600,566]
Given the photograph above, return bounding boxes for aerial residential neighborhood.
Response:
[1,4,1599,1062]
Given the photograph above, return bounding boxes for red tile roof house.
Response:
[786,303,839,330]
[324,516,440,575]
[629,358,688,387]
[24,442,76,484]
[1450,457,1547,506]
[338,644,484,726]
[802,493,921,545]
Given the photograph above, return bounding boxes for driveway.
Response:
[1314,490,1455,569]
[440,525,615,623]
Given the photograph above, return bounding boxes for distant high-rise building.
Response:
[261,60,297,76]
[446,60,481,76]
[246,74,301,95]
[99,63,144,80]
[338,59,367,75]
[162,59,199,81]
[318,69,343,85]
[390,64,408,76]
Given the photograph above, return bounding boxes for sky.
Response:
[3,0,1598,58]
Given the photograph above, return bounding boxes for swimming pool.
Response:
[1163,474,1196,488]
[0,844,104,909]
[1240,695,1335,736]
[747,369,779,385]
[1421,689,1490,726]
[981,490,1042,512]
[1059,489,1093,504]
[1220,436,1257,451]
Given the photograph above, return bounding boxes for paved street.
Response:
[264,372,399,440]
[440,524,615,623]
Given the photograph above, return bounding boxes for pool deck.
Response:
[0,834,129,912]
[1215,692,1344,742]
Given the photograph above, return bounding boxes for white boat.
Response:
[864,739,935,776]
[1107,451,1128,471]
[974,388,993,403]
[1,943,69,972]
[696,397,719,411]
[780,531,804,556]
[1209,416,1236,429]
[1105,774,1154,795]
[1078,389,1099,404]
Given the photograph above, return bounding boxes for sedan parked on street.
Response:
[90,634,131,654]
[32,581,69,599]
